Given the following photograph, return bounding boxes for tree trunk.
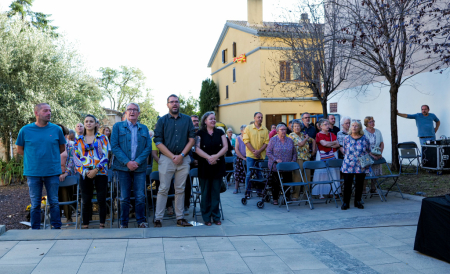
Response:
[321,99,328,118]
[390,85,400,171]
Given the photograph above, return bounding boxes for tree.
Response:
[137,92,159,130]
[98,66,146,112]
[199,78,220,115]
[332,0,449,170]
[262,0,356,118]
[8,0,58,36]
[179,93,200,116]
[0,12,103,161]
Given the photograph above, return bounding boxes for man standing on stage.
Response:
[398,105,440,145]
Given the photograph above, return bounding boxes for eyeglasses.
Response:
[168,101,179,104]
[303,116,310,119]
[127,108,139,112]
[352,119,361,122]
[368,120,375,123]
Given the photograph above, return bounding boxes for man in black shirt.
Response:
[153,94,196,227]
[328,114,340,135]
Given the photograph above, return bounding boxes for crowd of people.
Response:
[16,100,439,229]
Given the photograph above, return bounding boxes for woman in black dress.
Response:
[195,111,228,226]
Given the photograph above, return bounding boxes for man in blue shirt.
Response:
[398,105,440,145]
[16,103,66,229]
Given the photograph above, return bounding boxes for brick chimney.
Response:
[247,0,263,27]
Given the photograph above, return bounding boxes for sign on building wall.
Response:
[330,103,337,113]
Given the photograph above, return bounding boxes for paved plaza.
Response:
[0,190,449,274]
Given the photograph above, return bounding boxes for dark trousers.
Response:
[185,174,192,208]
[199,177,221,222]
[343,173,366,205]
[80,175,108,225]
[271,171,292,201]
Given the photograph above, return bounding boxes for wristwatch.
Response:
[181,153,185,157]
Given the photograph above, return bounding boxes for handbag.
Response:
[220,180,227,193]
[371,146,381,156]
[358,154,374,168]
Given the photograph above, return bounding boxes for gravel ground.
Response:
[0,183,32,231]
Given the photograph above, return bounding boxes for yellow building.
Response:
[207,0,322,131]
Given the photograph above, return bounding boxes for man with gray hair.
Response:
[75,123,84,137]
[111,102,152,228]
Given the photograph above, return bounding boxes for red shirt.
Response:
[316,132,337,153]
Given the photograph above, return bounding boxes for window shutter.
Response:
[233,42,236,58]
[286,61,291,81]
[222,50,225,63]
[280,61,285,81]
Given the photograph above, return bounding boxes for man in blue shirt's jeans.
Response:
[16,103,66,229]
[397,105,440,145]
[111,102,152,228]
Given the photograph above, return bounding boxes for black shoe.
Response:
[354,201,364,209]
[341,203,349,210]
[154,220,162,228]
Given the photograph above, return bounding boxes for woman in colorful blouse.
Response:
[289,120,315,200]
[267,124,297,205]
[312,119,341,199]
[341,120,380,210]
[74,115,109,229]
[233,125,247,194]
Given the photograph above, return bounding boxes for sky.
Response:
[0,0,298,115]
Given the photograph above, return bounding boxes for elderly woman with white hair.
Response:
[233,125,247,194]
[341,120,380,209]
[267,123,297,205]
[337,116,351,159]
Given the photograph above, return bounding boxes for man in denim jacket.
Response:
[111,102,152,228]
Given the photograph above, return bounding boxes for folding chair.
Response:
[398,142,421,175]
[189,168,224,222]
[276,162,311,212]
[303,161,339,209]
[44,175,80,229]
[326,159,344,204]
[224,156,236,189]
[366,157,403,200]
[107,170,117,228]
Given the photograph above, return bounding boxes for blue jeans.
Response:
[27,176,61,229]
[117,171,146,226]
[420,135,436,146]
[245,157,262,194]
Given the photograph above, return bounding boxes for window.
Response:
[280,61,291,81]
[226,85,229,99]
[232,42,237,58]
[233,67,236,82]
[293,62,304,81]
[222,49,227,63]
